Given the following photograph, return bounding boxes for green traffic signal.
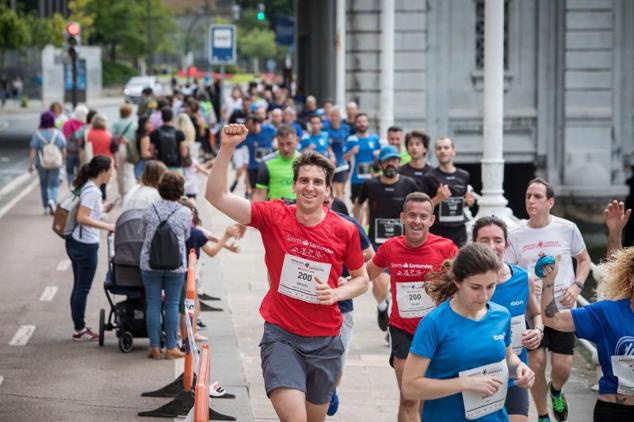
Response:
[256,11,265,21]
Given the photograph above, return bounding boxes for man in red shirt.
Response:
[367,192,457,422]
[206,124,369,422]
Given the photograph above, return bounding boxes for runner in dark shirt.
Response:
[421,137,475,247]
[398,129,435,190]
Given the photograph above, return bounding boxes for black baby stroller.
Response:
[99,208,149,352]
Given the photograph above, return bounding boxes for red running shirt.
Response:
[249,200,365,336]
[372,234,457,334]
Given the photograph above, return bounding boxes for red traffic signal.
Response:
[66,22,81,36]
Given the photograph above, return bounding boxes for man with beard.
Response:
[344,113,381,208]
[398,130,434,190]
[421,137,474,247]
[355,145,419,333]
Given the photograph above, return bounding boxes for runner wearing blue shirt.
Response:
[343,113,381,204]
[473,216,544,422]
[323,108,351,199]
[243,115,277,195]
[300,115,334,161]
[538,202,634,422]
[283,107,304,138]
[402,243,535,422]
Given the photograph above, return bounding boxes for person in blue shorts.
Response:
[473,216,544,422]
[402,243,535,422]
[343,113,380,208]
[537,201,634,422]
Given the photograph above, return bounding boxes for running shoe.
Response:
[47,200,55,216]
[548,381,568,421]
[327,389,339,416]
[229,180,238,192]
[72,327,99,341]
[377,300,389,332]
[197,318,207,328]
[537,417,550,422]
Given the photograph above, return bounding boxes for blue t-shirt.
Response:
[343,133,381,185]
[490,264,530,363]
[571,299,634,395]
[242,124,277,170]
[186,226,209,260]
[30,129,67,167]
[299,131,330,156]
[410,300,511,422]
[324,121,350,167]
[335,212,370,313]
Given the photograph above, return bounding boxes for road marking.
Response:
[0,178,38,220]
[56,260,71,271]
[39,286,58,301]
[0,172,34,197]
[0,375,3,386]
[9,325,35,346]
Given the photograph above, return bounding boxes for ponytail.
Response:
[425,243,500,304]
[73,155,112,189]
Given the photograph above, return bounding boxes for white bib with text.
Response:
[279,254,332,304]
[459,359,509,420]
[395,281,435,318]
[611,355,634,396]
[510,314,526,355]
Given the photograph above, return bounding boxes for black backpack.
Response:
[149,204,182,270]
[66,129,82,155]
[156,127,180,167]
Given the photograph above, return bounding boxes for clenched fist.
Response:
[222,124,249,148]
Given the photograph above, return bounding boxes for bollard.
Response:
[183,249,198,392]
[194,345,210,422]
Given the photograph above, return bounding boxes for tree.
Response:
[0,4,30,71]
[67,0,96,42]
[239,27,277,73]
[22,13,65,48]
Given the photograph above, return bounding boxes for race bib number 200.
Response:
[279,254,332,304]
[395,282,435,318]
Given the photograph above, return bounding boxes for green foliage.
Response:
[68,0,96,41]
[22,13,64,48]
[0,4,31,67]
[102,60,138,86]
[239,27,276,60]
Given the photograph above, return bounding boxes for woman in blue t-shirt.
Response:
[538,202,634,421]
[473,216,544,422]
[402,243,535,422]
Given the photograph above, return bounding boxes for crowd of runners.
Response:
[27,79,634,422]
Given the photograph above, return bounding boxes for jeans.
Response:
[65,236,99,331]
[142,270,185,349]
[66,155,80,188]
[36,166,61,208]
[134,160,148,180]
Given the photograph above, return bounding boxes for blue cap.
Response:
[378,145,401,162]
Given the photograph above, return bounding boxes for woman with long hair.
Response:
[538,201,634,421]
[65,156,115,341]
[402,243,535,421]
[134,116,155,180]
[472,216,543,422]
[122,160,167,211]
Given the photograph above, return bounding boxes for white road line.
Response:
[56,259,71,271]
[39,286,58,301]
[0,375,4,387]
[9,325,36,346]
[0,172,33,197]
[0,178,38,220]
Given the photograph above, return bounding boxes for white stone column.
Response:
[475,0,513,221]
[379,0,395,137]
[336,0,346,111]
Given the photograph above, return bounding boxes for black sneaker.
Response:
[197,318,207,328]
[377,301,389,332]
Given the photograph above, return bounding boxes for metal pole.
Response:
[219,65,225,126]
[70,48,78,108]
[475,0,511,220]
[335,0,346,111]
[379,0,394,137]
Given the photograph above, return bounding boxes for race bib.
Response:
[255,147,272,162]
[459,359,508,420]
[357,162,372,179]
[439,196,465,223]
[375,218,403,244]
[279,254,332,304]
[611,355,634,396]
[510,314,526,355]
[396,282,435,318]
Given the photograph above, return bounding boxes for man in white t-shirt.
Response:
[506,178,591,422]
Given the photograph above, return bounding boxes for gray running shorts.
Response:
[259,322,344,405]
[505,385,529,416]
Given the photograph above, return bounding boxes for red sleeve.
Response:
[344,224,365,271]
[447,241,459,258]
[249,200,278,230]
[371,241,388,268]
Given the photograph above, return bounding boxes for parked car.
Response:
[123,76,163,103]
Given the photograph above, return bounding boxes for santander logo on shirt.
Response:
[521,240,561,252]
[286,234,334,260]
[390,262,434,277]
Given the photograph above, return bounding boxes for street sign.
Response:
[209,24,236,65]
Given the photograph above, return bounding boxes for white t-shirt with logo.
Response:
[505,216,586,310]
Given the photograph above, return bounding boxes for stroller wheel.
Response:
[119,331,133,353]
[98,309,105,347]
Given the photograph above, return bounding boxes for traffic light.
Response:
[65,21,81,47]
[256,3,265,21]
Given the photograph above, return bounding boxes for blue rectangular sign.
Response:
[209,24,237,65]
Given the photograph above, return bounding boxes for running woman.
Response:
[402,243,535,422]
[473,216,544,422]
[506,178,591,422]
[206,125,370,422]
[355,145,419,332]
[367,192,457,422]
[538,202,634,422]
